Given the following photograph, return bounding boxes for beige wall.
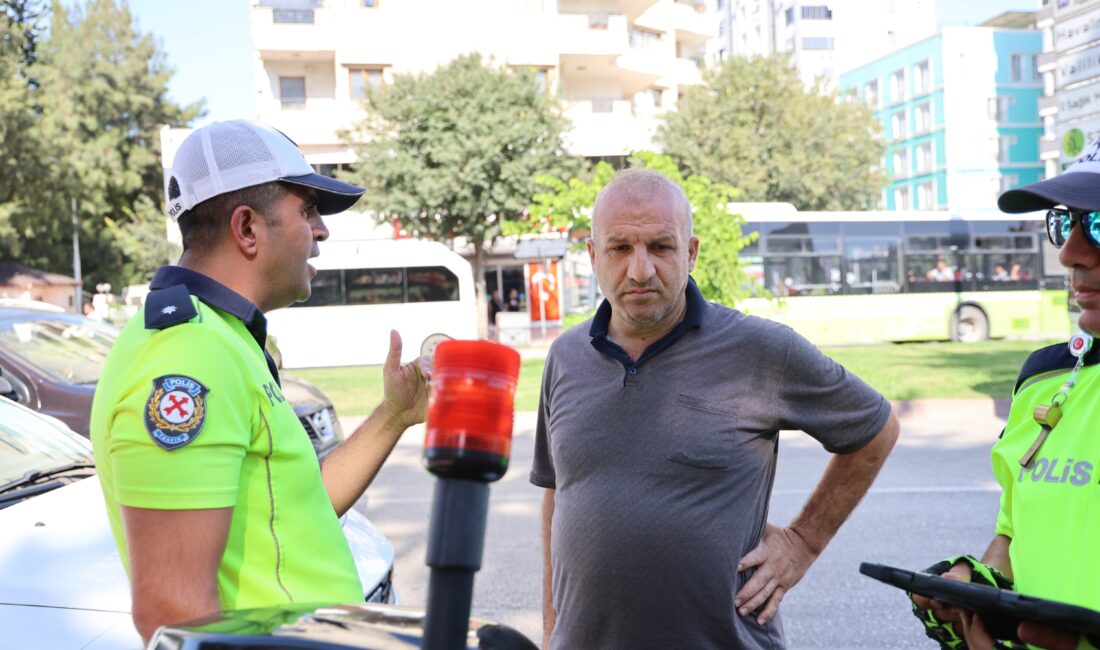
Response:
[250,0,716,159]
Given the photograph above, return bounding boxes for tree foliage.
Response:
[656,55,886,211]
[518,152,765,308]
[341,53,577,334]
[0,0,197,294]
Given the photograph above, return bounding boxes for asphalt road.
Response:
[352,398,1009,649]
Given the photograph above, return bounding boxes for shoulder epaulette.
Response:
[144,284,198,330]
[1014,339,1100,395]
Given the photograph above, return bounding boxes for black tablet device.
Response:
[860,562,1100,642]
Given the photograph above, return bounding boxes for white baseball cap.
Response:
[165,119,365,220]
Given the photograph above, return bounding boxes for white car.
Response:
[0,396,396,650]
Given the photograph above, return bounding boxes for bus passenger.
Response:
[926,259,955,281]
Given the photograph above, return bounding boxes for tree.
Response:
[656,55,886,211]
[0,1,45,251]
[341,53,577,337]
[515,152,765,308]
[0,0,196,296]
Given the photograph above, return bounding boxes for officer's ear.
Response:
[228,204,262,260]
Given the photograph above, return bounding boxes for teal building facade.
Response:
[840,27,1043,211]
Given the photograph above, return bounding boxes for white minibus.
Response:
[266,239,478,368]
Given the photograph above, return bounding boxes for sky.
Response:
[125,0,1043,127]
[127,0,254,126]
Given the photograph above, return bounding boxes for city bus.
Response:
[733,210,1072,345]
[265,239,478,368]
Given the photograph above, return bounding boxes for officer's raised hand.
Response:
[381,329,432,429]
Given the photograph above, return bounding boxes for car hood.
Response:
[281,372,329,415]
[0,475,395,613]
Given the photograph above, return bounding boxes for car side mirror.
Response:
[0,375,14,398]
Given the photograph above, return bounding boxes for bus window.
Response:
[300,269,343,307]
[407,266,459,302]
[844,238,900,294]
[346,268,404,305]
[764,255,843,296]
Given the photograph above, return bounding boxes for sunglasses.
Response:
[1046,208,1100,248]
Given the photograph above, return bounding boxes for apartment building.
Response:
[840,24,1044,211]
[715,0,936,88]
[1035,0,1100,176]
[250,0,716,167]
[249,0,716,328]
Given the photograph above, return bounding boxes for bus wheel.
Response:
[420,333,452,358]
[951,305,989,343]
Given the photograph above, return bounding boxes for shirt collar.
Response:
[589,276,705,339]
[149,266,268,348]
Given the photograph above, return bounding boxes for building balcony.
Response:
[618,0,661,22]
[632,0,716,45]
[564,99,659,156]
[252,4,339,59]
[1036,2,1053,24]
[1039,134,1059,158]
[1038,93,1057,115]
[557,12,630,57]
[670,2,717,43]
[1037,50,1056,72]
[256,95,362,150]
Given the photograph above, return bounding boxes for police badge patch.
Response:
[144,375,209,450]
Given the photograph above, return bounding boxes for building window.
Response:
[865,80,879,107]
[893,149,909,176]
[895,186,911,210]
[915,102,932,132]
[633,87,663,113]
[801,37,834,50]
[349,68,385,100]
[272,8,314,23]
[801,5,832,19]
[913,59,930,93]
[1031,54,1039,80]
[785,7,794,24]
[891,109,907,139]
[999,135,1017,163]
[890,68,906,102]
[363,0,378,6]
[917,181,934,210]
[629,28,664,52]
[1011,54,1027,82]
[916,142,933,173]
[988,95,1015,122]
[279,76,306,110]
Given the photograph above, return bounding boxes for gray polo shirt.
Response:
[531,279,890,649]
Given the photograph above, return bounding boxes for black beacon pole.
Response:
[420,340,520,650]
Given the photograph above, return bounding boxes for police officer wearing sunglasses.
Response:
[908,139,1100,650]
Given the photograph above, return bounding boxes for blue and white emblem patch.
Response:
[144,375,209,451]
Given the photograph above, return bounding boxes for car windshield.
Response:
[0,316,116,385]
[0,399,92,488]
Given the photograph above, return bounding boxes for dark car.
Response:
[0,301,345,457]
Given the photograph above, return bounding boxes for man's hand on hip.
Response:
[734,523,818,625]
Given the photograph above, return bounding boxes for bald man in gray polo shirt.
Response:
[530,169,899,649]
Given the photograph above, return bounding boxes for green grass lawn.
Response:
[292,358,548,416]
[820,339,1057,401]
[292,339,1056,416]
